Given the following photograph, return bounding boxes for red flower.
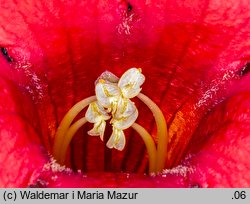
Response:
[0,0,249,187]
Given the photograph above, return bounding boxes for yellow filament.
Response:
[53,93,167,174]
[137,93,168,173]
[52,96,96,160]
[131,123,156,173]
[59,117,87,164]
[57,118,156,173]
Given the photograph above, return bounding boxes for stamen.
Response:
[137,93,168,173]
[131,123,156,173]
[52,68,168,174]
[56,117,157,173]
[59,117,87,164]
[52,96,96,160]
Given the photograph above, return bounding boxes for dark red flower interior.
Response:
[0,0,249,187]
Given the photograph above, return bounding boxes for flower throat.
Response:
[52,68,168,174]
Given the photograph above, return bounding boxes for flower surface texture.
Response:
[0,0,249,187]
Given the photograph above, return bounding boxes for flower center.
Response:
[52,68,168,174]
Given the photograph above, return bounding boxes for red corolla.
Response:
[0,0,249,187]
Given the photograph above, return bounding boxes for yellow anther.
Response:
[85,101,110,140]
[99,79,106,84]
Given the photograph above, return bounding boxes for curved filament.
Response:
[137,93,168,172]
[131,123,157,173]
[52,96,96,160]
[59,117,88,164]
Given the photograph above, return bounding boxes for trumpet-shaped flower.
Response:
[1,0,250,188]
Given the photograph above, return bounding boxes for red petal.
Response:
[0,0,249,187]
